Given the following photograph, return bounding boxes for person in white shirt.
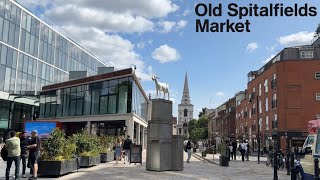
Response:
[240,140,247,161]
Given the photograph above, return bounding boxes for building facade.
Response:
[0,0,107,137]
[38,68,148,148]
[236,46,320,151]
[177,73,193,138]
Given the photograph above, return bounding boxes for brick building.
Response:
[236,45,320,152]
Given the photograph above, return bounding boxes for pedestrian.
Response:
[20,131,30,178]
[246,141,250,161]
[228,142,233,160]
[186,139,192,163]
[114,137,122,165]
[232,140,237,160]
[5,131,21,180]
[239,140,247,161]
[122,135,133,164]
[27,130,40,180]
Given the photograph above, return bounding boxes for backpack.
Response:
[238,144,243,151]
[1,145,8,161]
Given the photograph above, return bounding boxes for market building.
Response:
[0,0,108,137]
[38,68,148,148]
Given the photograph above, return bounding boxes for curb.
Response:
[192,153,218,165]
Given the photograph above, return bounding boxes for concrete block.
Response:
[172,135,184,171]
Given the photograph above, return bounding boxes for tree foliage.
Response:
[188,114,209,143]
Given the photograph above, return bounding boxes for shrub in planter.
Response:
[70,130,100,167]
[217,137,229,167]
[39,128,77,176]
[99,136,115,163]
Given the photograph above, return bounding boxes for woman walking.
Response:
[115,137,122,165]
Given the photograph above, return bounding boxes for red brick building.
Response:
[236,46,320,151]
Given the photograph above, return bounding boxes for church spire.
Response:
[183,72,189,96]
[181,72,191,104]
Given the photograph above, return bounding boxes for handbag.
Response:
[1,145,8,161]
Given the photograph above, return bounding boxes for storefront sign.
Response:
[292,139,305,148]
[130,145,142,165]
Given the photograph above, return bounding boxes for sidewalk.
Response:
[193,152,268,164]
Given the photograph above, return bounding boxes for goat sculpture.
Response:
[151,74,170,100]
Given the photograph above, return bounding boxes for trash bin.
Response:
[202,151,207,157]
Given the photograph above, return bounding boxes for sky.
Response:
[21,0,320,118]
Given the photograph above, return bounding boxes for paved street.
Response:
[1,151,291,180]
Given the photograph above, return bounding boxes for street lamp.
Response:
[257,95,261,164]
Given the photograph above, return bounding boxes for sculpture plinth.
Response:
[146,99,183,171]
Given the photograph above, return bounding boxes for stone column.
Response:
[126,119,134,139]
[86,121,91,133]
[137,124,141,145]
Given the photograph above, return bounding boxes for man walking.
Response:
[186,139,192,163]
[5,131,21,180]
[232,140,237,160]
[20,131,29,178]
[240,140,247,162]
[27,130,40,180]
[122,135,132,164]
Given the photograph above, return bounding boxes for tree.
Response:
[188,114,209,143]
[188,119,197,134]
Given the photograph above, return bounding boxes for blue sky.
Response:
[25,0,320,117]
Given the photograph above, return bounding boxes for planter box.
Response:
[38,158,78,176]
[219,155,229,167]
[100,152,114,163]
[80,155,100,167]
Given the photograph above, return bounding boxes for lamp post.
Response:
[257,95,260,164]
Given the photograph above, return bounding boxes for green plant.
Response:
[41,128,76,161]
[99,135,115,153]
[70,130,100,156]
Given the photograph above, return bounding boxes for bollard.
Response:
[290,152,296,180]
[286,152,290,175]
[273,150,278,180]
[315,157,320,180]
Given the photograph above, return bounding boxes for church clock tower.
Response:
[177,72,193,138]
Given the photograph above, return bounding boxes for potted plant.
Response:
[217,137,229,167]
[38,128,78,176]
[99,135,115,163]
[70,130,100,167]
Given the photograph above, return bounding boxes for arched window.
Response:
[184,109,188,117]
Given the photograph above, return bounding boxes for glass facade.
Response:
[39,76,148,121]
[0,0,107,137]
[0,0,106,96]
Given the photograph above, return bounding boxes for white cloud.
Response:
[159,21,176,33]
[152,44,180,63]
[137,42,146,49]
[266,44,277,52]
[177,20,187,29]
[216,92,225,97]
[262,54,275,64]
[246,42,258,52]
[183,9,192,16]
[277,31,314,47]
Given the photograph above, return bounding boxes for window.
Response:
[264,79,268,93]
[259,100,262,114]
[300,51,313,59]
[265,97,268,112]
[272,93,277,108]
[272,114,278,129]
[266,116,269,130]
[259,83,261,96]
[316,93,320,101]
[184,109,188,117]
[249,109,252,119]
[316,114,320,119]
[316,72,320,79]
[259,118,262,131]
[271,74,276,89]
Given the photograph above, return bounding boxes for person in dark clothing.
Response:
[186,140,192,163]
[122,135,133,164]
[232,141,237,160]
[27,130,40,180]
[20,131,30,178]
